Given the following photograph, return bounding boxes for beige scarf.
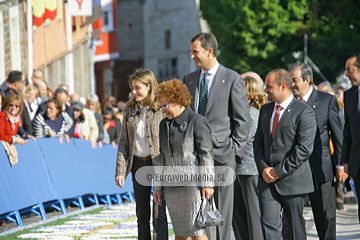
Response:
[1,141,18,166]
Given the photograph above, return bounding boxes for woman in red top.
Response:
[0,94,28,144]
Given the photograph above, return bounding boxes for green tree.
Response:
[200,0,360,84]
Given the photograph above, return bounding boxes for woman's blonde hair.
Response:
[25,84,39,97]
[2,94,24,115]
[244,76,267,110]
[126,68,159,110]
[155,78,192,107]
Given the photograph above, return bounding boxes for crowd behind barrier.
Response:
[0,138,134,226]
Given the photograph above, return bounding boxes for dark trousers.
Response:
[232,175,263,240]
[308,181,336,240]
[353,172,360,222]
[207,160,236,240]
[132,158,168,240]
[258,178,307,240]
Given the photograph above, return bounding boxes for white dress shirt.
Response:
[134,106,151,157]
[195,61,220,113]
[297,86,314,103]
[270,94,294,135]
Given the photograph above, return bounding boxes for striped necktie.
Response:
[272,105,282,139]
[198,72,210,116]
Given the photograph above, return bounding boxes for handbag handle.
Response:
[200,196,218,213]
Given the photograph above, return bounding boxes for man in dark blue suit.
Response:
[254,69,316,240]
[288,63,346,240]
[0,71,25,97]
[342,53,360,222]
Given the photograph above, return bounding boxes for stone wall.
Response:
[0,0,25,80]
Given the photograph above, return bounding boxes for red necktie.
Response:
[299,98,306,103]
[272,105,282,139]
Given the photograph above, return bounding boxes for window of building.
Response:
[101,0,113,32]
[158,57,177,82]
[93,28,102,46]
[103,11,109,26]
[165,30,171,49]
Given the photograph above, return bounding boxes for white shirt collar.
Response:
[298,86,313,102]
[276,94,294,110]
[201,61,219,77]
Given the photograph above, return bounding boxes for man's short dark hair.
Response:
[191,32,218,57]
[54,87,69,97]
[6,71,23,84]
[267,68,293,89]
[348,53,360,70]
[288,62,313,84]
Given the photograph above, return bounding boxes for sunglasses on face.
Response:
[9,104,20,108]
[160,103,171,109]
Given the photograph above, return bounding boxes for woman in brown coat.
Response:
[115,69,168,240]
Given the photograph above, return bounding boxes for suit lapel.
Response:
[306,89,320,110]
[188,70,201,110]
[264,103,274,141]
[205,65,226,115]
[273,97,295,139]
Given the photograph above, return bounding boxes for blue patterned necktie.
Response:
[198,72,210,116]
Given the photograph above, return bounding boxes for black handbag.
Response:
[196,196,224,227]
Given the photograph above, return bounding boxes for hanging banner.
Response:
[32,0,57,27]
[69,0,93,16]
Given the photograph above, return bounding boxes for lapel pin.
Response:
[312,105,316,108]
[287,109,290,112]
[222,80,225,83]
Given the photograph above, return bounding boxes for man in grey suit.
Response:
[254,69,316,240]
[342,52,360,222]
[288,63,345,240]
[183,32,250,240]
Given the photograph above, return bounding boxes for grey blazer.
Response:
[254,97,316,195]
[155,107,215,190]
[183,64,250,164]
[341,86,360,177]
[235,106,259,175]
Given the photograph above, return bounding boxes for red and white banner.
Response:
[69,0,92,16]
[32,0,57,27]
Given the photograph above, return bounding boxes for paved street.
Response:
[306,203,360,240]
[0,193,359,239]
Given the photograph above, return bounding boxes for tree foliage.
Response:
[200,0,360,83]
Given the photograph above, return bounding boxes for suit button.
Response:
[147,135,150,138]
[149,145,152,147]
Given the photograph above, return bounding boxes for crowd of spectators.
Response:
[0,69,124,150]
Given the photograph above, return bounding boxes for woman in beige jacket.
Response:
[115,69,168,240]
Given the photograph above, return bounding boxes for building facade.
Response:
[31,0,92,96]
[0,0,26,82]
[114,0,201,102]
[92,0,118,103]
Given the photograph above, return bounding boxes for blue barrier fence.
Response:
[0,138,134,226]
